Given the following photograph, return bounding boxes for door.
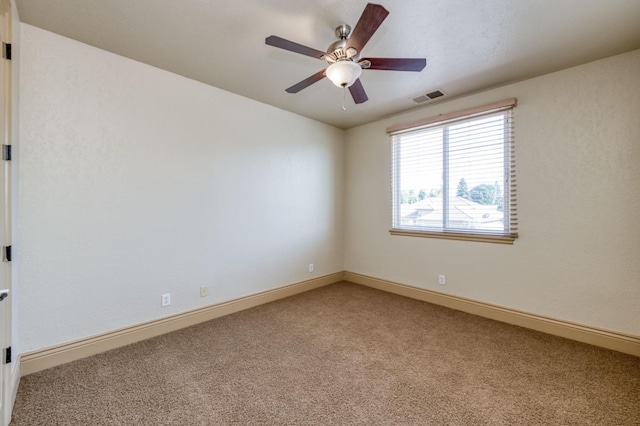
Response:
[0,286,8,426]
[0,1,11,424]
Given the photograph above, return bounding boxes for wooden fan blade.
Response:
[348,79,368,104]
[362,57,426,71]
[266,35,326,60]
[346,3,389,53]
[285,69,327,93]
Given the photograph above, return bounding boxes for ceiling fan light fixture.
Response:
[326,60,362,88]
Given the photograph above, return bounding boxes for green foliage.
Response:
[494,182,504,211]
[428,187,442,198]
[470,183,500,205]
[401,186,445,204]
[400,188,442,204]
[401,189,419,204]
[457,178,469,199]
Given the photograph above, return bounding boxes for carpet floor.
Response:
[11,282,640,425]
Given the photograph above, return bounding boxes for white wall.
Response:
[18,24,345,353]
[345,49,640,335]
[17,22,640,354]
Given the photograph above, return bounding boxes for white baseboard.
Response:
[20,272,345,375]
[344,271,640,357]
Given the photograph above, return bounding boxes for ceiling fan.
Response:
[265,3,426,105]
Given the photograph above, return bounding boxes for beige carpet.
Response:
[11,282,640,425]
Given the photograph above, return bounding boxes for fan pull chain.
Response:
[342,86,347,111]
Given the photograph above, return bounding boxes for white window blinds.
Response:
[388,99,517,241]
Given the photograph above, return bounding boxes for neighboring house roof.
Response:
[401,196,504,229]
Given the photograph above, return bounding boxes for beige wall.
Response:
[16,20,640,355]
[18,24,345,353]
[344,49,640,335]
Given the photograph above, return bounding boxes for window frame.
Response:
[387,98,518,244]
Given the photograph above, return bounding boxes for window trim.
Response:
[388,229,516,244]
[386,98,517,135]
[388,98,518,244]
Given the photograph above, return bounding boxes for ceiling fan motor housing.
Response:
[325,25,359,63]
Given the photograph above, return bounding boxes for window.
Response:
[388,98,517,243]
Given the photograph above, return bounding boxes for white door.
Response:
[0,1,12,424]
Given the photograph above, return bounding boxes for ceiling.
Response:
[15,0,640,129]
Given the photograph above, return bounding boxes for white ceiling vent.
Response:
[412,90,446,104]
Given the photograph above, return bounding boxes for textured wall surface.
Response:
[345,49,640,335]
[18,24,344,353]
[16,22,640,355]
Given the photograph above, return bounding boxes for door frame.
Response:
[0,0,12,424]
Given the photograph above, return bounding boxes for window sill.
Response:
[389,229,516,244]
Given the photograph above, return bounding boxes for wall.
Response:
[345,49,640,336]
[18,24,344,353]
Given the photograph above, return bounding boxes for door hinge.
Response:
[2,43,10,60]
[3,346,10,364]
[2,144,11,161]
[3,245,11,262]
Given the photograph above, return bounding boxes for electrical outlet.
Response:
[200,286,209,297]
[438,275,446,285]
[309,264,314,273]
[161,293,171,307]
